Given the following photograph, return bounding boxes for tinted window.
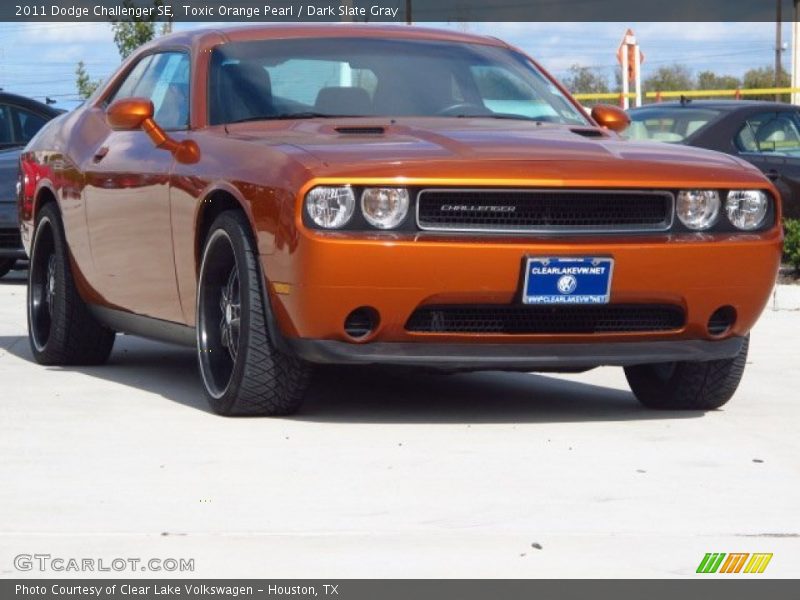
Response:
[0,106,13,145]
[267,58,378,108]
[471,65,558,119]
[111,55,154,101]
[625,107,722,143]
[208,38,587,125]
[736,111,800,156]
[13,107,48,142]
[111,52,190,130]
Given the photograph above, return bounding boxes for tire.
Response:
[27,203,115,365]
[624,335,749,410]
[0,258,14,278]
[196,210,311,416]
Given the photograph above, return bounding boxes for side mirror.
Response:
[590,104,631,133]
[107,97,154,130]
[105,97,199,164]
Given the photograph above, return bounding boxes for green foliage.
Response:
[644,64,693,93]
[696,70,741,91]
[563,64,609,95]
[75,61,101,100]
[567,62,789,104]
[743,66,791,102]
[110,0,165,59]
[784,219,800,272]
[75,0,168,101]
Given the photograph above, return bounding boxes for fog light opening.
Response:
[708,306,736,336]
[344,307,380,340]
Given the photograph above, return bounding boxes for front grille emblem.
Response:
[440,204,517,213]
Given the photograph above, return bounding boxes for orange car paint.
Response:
[17,24,782,352]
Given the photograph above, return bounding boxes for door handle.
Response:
[92,146,109,162]
[765,168,780,181]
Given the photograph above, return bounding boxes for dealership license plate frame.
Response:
[522,256,614,305]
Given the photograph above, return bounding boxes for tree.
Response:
[562,64,609,95]
[110,0,165,59]
[74,0,167,101]
[644,64,693,93]
[75,61,101,100]
[696,71,741,91]
[743,66,791,101]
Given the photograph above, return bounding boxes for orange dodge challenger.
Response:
[18,25,782,416]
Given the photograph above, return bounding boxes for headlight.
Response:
[305,186,355,229]
[725,190,768,230]
[676,190,720,230]
[361,187,410,229]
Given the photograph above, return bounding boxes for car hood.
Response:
[222,117,764,185]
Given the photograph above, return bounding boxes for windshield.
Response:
[624,107,722,143]
[208,37,589,125]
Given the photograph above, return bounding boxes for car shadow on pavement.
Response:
[0,276,27,286]
[300,366,701,424]
[0,333,702,424]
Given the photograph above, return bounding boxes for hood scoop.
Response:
[335,125,386,135]
[570,128,607,138]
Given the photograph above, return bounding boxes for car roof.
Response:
[629,100,794,113]
[148,23,509,52]
[0,92,62,116]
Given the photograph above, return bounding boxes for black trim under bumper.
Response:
[287,337,746,370]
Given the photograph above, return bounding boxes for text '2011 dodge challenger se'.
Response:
[18,25,782,415]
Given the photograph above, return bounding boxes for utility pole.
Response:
[777,0,783,101]
[793,0,800,104]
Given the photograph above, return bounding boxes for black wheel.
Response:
[27,203,115,365]
[197,210,311,416]
[0,258,14,278]
[624,335,749,410]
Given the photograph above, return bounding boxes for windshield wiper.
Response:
[230,112,359,123]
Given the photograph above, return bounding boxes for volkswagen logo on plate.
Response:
[557,274,578,295]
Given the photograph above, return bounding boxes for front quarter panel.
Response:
[169,130,319,325]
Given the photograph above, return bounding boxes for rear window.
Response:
[624,108,722,143]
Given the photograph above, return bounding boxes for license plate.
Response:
[523,257,614,304]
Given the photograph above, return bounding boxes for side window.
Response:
[13,107,48,143]
[0,105,14,145]
[110,52,190,130]
[110,55,154,103]
[736,111,800,154]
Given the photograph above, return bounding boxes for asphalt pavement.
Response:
[1,265,798,578]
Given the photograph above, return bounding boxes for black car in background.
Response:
[626,100,800,219]
[0,92,61,278]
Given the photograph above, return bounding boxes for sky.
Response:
[0,20,791,110]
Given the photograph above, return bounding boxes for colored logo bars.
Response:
[696,553,773,574]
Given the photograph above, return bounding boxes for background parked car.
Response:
[626,100,800,218]
[0,92,62,278]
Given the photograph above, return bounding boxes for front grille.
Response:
[0,229,22,250]
[416,189,673,233]
[406,304,685,334]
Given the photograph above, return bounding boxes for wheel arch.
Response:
[32,183,59,220]
[194,185,257,276]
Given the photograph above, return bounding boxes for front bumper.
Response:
[287,336,746,369]
[264,227,781,364]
